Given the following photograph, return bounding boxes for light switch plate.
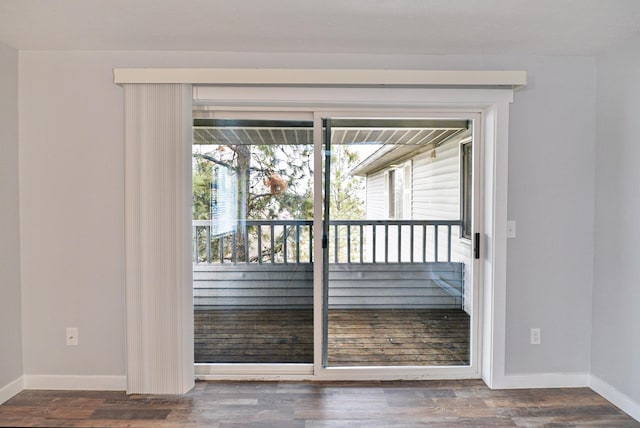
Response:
[507,220,516,238]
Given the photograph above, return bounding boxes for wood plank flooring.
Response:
[195,309,313,363]
[0,380,637,427]
[328,309,469,366]
[195,309,469,366]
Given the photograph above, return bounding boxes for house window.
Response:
[460,140,472,239]
[387,163,411,219]
[388,169,397,219]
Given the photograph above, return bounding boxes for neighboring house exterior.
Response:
[353,130,474,314]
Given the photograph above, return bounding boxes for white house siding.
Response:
[364,170,389,262]
[412,138,460,221]
[194,262,463,309]
[412,135,473,314]
[455,240,473,314]
[365,170,386,219]
[364,133,473,312]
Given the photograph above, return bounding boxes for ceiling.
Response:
[0,0,639,55]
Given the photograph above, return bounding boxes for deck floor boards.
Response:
[195,308,469,366]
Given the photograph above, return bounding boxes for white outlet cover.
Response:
[530,328,541,345]
[507,220,517,238]
[66,327,78,346]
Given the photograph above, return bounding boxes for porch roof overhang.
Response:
[193,118,471,178]
[350,124,471,176]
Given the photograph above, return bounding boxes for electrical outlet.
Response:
[507,220,517,238]
[66,327,78,346]
[530,328,541,345]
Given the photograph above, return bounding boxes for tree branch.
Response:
[249,193,273,201]
[194,153,238,172]
[194,153,272,175]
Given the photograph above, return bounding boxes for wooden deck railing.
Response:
[193,219,461,264]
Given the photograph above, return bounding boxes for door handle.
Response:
[474,232,480,259]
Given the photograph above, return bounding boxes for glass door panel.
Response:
[192,117,314,363]
[322,117,474,367]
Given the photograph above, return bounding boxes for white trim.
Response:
[23,375,126,391]
[190,88,514,383]
[480,100,511,389]
[194,364,478,382]
[490,373,589,389]
[314,366,480,382]
[312,113,325,374]
[468,112,483,377]
[195,364,313,378]
[0,376,23,404]
[590,375,640,422]
[193,87,516,108]
[196,374,316,381]
[114,68,526,89]
[308,109,487,380]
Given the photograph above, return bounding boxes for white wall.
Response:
[592,34,640,405]
[19,52,127,377]
[0,41,23,391]
[504,57,596,376]
[18,51,596,379]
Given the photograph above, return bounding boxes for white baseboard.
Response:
[23,375,126,391]
[0,376,24,405]
[490,372,589,389]
[590,375,640,422]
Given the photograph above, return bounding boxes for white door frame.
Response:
[191,86,513,386]
[312,109,482,381]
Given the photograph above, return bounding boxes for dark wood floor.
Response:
[195,308,313,363]
[0,380,637,427]
[195,309,469,366]
[328,309,469,366]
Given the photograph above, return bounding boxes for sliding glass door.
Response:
[192,109,479,376]
[322,117,476,369]
[192,115,315,364]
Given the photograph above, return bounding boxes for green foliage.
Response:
[192,156,213,220]
[194,143,365,221]
[329,144,365,220]
[193,144,314,220]
[247,144,314,220]
[192,142,365,263]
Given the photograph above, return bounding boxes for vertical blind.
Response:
[123,84,194,394]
